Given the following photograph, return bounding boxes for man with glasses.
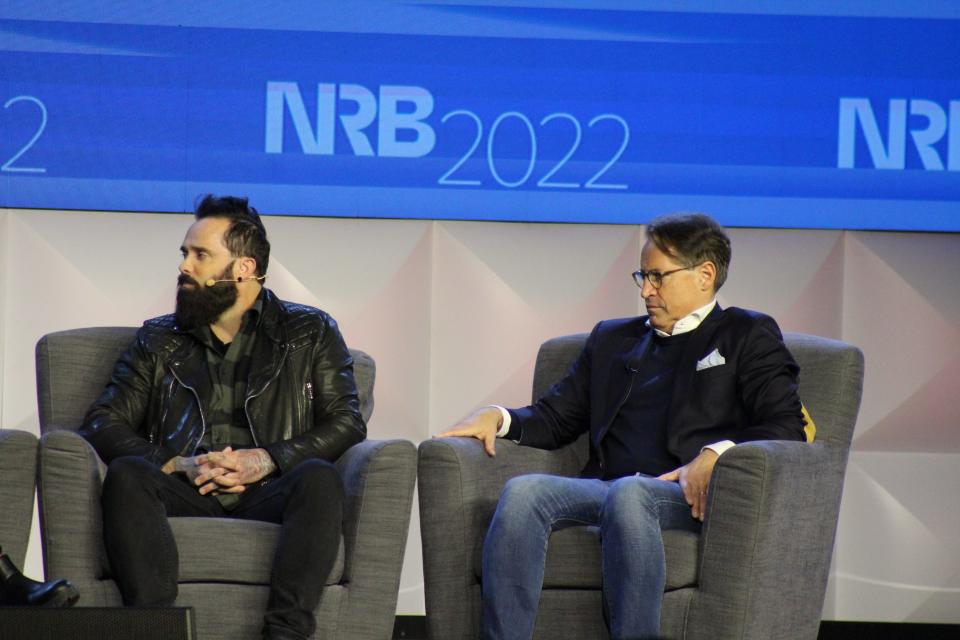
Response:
[440,213,807,640]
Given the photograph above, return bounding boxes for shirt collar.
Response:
[247,289,265,326]
[646,298,717,338]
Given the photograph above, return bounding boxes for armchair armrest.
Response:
[37,429,120,605]
[689,440,849,640]
[0,429,39,567]
[417,436,584,640]
[335,438,417,639]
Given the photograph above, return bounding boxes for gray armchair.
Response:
[418,332,864,640]
[0,429,39,568]
[35,327,416,640]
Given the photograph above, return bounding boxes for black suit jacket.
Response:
[508,305,806,478]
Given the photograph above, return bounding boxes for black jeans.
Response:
[101,456,343,639]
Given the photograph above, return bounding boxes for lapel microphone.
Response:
[625,339,652,373]
[204,274,267,287]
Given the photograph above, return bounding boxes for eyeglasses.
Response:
[631,266,694,289]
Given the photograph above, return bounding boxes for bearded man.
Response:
[80,195,365,640]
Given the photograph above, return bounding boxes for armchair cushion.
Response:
[0,429,39,567]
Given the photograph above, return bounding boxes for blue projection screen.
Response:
[1,2,958,230]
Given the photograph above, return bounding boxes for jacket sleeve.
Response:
[264,315,367,472]
[79,331,177,466]
[506,323,599,450]
[733,314,806,443]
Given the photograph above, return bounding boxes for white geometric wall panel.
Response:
[830,231,960,623]
[1,208,957,622]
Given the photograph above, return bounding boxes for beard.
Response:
[175,262,238,330]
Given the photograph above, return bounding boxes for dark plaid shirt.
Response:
[190,293,264,508]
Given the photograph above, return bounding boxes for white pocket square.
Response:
[696,348,726,371]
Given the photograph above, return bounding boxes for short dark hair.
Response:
[646,213,731,290]
[195,195,270,277]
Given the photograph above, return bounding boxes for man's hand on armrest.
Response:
[436,406,503,457]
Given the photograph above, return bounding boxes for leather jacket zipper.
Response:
[243,343,290,447]
[154,376,178,444]
[168,364,208,454]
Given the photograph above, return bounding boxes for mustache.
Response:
[178,274,200,287]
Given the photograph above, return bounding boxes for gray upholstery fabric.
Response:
[0,429,39,567]
[35,327,415,640]
[418,331,864,640]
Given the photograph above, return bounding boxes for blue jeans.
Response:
[480,474,700,640]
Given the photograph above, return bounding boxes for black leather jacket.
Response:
[80,289,366,473]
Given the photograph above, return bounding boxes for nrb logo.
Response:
[264,82,435,158]
[838,98,959,170]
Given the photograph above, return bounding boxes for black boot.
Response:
[0,547,79,607]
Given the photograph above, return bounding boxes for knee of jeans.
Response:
[605,476,661,514]
[102,456,156,499]
[497,475,548,516]
[105,456,154,484]
[289,459,342,499]
[501,474,536,500]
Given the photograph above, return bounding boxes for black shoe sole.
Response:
[35,584,79,608]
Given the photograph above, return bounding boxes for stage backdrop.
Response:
[1,1,959,230]
[1,0,958,626]
[0,209,957,623]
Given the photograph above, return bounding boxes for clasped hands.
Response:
[162,446,277,495]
